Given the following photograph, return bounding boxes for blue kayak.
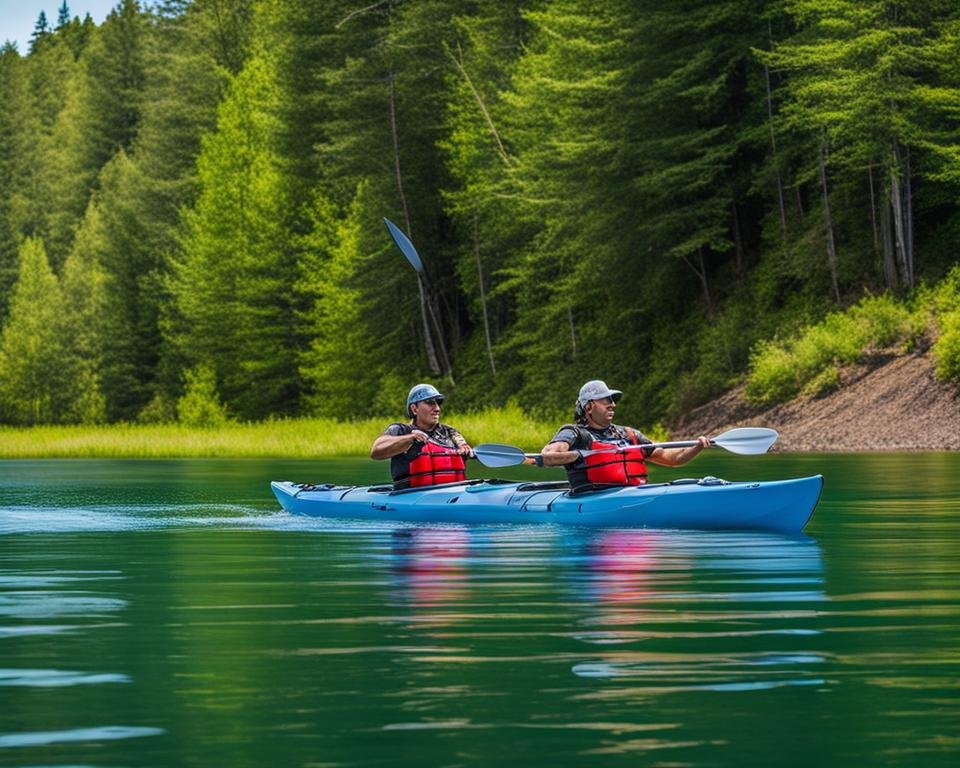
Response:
[270,475,823,533]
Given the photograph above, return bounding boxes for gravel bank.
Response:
[670,351,960,452]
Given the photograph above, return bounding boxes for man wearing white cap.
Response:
[540,380,709,492]
[370,383,473,489]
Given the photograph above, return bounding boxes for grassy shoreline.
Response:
[0,407,622,459]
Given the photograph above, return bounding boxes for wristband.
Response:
[534,455,544,467]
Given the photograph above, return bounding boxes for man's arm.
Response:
[540,440,581,467]
[646,437,710,467]
[448,428,474,457]
[370,430,429,460]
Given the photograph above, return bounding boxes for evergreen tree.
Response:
[440,2,532,400]
[764,0,960,292]
[170,51,298,419]
[0,44,27,318]
[490,0,644,412]
[0,238,69,423]
[30,12,52,53]
[60,206,108,423]
[57,2,72,30]
[42,0,146,268]
[92,0,255,420]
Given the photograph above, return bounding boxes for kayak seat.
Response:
[515,481,571,492]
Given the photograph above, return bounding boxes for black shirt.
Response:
[381,422,466,488]
[549,423,655,491]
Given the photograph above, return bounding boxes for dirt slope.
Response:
[670,351,960,452]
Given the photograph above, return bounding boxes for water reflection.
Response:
[388,528,472,609]
[380,526,828,700]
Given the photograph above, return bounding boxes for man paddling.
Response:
[370,384,473,489]
[540,380,710,492]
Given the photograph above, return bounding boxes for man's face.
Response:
[411,398,442,428]
[585,396,616,428]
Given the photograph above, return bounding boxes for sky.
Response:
[0,0,120,54]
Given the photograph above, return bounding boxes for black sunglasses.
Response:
[419,398,443,407]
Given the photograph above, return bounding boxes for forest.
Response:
[1,0,959,428]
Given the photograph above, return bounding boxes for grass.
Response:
[0,405,570,459]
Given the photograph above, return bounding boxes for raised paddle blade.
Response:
[383,217,425,274]
[711,427,779,455]
[473,443,529,468]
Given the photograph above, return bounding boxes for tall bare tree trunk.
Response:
[388,74,454,382]
[473,217,496,377]
[868,165,879,253]
[731,199,745,280]
[880,191,898,289]
[567,307,578,360]
[904,145,914,288]
[818,138,840,303]
[889,167,909,291]
[683,247,714,316]
[764,59,787,241]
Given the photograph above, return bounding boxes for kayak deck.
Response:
[270,475,823,534]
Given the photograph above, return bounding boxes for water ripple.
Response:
[0,726,164,748]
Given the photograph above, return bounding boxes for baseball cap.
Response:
[577,380,622,407]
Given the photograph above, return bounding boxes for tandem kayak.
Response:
[270,475,823,534]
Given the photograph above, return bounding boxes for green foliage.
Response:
[176,364,229,427]
[170,50,300,420]
[932,264,960,381]
[746,293,925,404]
[1,1,960,428]
[0,238,69,423]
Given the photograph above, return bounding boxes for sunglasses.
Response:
[419,398,443,407]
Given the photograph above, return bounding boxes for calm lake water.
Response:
[1,453,958,767]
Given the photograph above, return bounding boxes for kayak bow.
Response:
[270,475,823,534]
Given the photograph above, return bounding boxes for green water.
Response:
[1,454,958,767]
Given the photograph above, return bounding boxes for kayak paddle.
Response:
[473,427,779,468]
[384,216,426,278]
[384,216,455,384]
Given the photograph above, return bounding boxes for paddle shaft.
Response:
[472,428,778,467]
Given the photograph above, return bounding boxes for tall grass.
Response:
[0,404,571,459]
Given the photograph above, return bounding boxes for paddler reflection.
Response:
[580,529,681,606]
[389,527,471,615]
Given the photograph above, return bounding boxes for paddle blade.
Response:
[711,427,779,455]
[473,443,528,468]
[383,217,425,274]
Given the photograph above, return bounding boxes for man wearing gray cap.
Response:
[370,383,473,489]
[540,380,709,492]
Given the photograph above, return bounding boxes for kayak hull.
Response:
[270,475,823,534]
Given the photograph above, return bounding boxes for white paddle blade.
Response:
[383,217,425,273]
[711,427,779,455]
[473,443,528,468]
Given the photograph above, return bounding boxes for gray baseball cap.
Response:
[577,380,622,407]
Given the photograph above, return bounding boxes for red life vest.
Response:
[405,440,467,487]
[581,429,648,487]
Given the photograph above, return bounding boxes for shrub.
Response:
[177,365,230,428]
[746,293,918,406]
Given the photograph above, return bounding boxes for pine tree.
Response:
[92,0,255,419]
[170,51,299,419]
[0,44,27,318]
[440,2,531,398]
[30,12,52,53]
[42,0,146,267]
[0,238,69,423]
[60,206,108,423]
